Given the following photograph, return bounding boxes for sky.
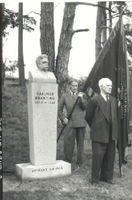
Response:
[3,1,97,79]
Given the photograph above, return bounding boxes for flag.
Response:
[83,17,129,174]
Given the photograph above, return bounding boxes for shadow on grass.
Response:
[3,191,56,200]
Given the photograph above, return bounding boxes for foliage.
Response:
[111,1,132,18]
[125,23,132,58]
[97,2,132,64]
[111,2,132,60]
[3,8,36,37]
[23,15,37,31]
[112,2,128,17]
[4,59,18,72]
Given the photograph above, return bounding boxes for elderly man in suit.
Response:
[58,80,87,167]
[85,78,118,185]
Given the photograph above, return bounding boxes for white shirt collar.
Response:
[100,92,107,101]
[69,90,77,96]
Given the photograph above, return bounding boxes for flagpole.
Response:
[57,97,80,142]
[117,5,129,177]
[117,11,123,178]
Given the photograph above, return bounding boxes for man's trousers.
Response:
[91,141,115,183]
[64,127,85,166]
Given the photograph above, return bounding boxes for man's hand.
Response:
[78,92,84,98]
[63,118,68,125]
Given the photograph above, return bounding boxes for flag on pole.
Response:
[83,17,129,175]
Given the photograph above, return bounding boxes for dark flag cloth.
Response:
[83,17,130,175]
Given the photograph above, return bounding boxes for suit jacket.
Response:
[58,91,87,128]
[85,94,118,143]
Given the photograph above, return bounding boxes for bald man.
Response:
[85,78,118,185]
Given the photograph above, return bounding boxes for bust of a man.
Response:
[36,54,49,71]
[29,54,56,82]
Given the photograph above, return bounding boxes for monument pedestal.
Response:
[16,160,71,180]
[15,66,71,180]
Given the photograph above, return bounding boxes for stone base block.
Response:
[15,160,71,180]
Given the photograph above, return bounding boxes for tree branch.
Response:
[72,28,89,36]
[27,11,40,16]
[73,2,116,13]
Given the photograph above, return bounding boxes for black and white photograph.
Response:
[1,1,132,199]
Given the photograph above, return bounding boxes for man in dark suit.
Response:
[85,78,118,185]
[58,80,87,167]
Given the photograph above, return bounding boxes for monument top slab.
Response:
[29,70,56,83]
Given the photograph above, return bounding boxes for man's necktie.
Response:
[73,92,77,96]
[106,94,110,102]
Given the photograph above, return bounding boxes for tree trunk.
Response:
[108,2,112,35]
[56,3,76,93]
[101,2,107,46]
[18,3,25,86]
[40,2,55,72]
[0,4,5,84]
[0,5,3,194]
[95,2,107,58]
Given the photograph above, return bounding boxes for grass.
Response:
[2,78,132,200]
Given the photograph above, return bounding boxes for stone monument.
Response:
[16,55,71,179]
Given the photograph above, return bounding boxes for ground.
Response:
[2,79,132,200]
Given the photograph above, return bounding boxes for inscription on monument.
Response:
[32,166,63,173]
[34,91,55,104]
